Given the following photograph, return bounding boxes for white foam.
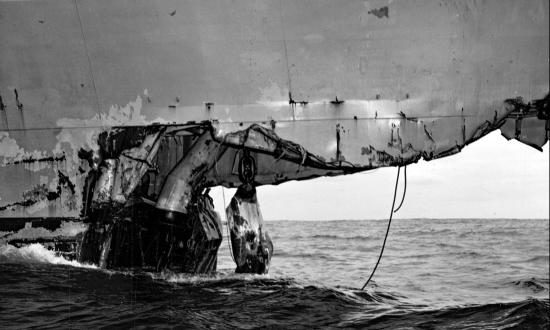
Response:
[149,269,266,284]
[0,243,97,269]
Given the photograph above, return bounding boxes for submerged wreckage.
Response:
[0,0,548,274]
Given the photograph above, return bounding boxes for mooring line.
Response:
[394,166,407,213]
[361,166,402,290]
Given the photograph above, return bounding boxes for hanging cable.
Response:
[361,166,401,290]
[211,136,236,263]
[222,187,236,263]
[393,166,407,213]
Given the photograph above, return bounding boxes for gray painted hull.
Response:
[0,0,548,219]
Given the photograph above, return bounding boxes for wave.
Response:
[395,228,455,236]
[525,255,550,263]
[457,228,531,238]
[274,250,338,260]
[510,278,549,293]
[340,298,550,329]
[0,246,548,329]
[287,234,373,241]
[435,242,463,249]
[149,270,297,288]
[0,243,96,269]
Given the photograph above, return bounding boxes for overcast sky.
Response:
[210,131,549,221]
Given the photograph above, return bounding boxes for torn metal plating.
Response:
[0,93,547,274]
[1,94,548,221]
[500,94,550,151]
[156,129,221,214]
[89,127,165,208]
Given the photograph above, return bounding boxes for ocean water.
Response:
[0,218,548,329]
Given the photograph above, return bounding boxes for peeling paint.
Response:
[1,92,546,219]
[0,170,76,213]
[49,95,152,216]
[0,132,49,168]
[258,81,287,106]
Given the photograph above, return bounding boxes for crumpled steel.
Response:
[226,185,273,274]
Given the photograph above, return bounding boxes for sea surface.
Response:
[0,219,548,329]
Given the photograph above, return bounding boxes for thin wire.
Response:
[74,0,101,116]
[0,114,481,133]
[393,166,407,213]
[278,0,293,96]
[361,166,401,290]
[211,135,235,263]
[221,186,227,212]
[222,187,235,263]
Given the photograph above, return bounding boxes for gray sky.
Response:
[211,131,549,221]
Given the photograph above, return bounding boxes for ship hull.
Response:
[0,0,548,272]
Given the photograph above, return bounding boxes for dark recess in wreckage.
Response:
[75,122,276,274]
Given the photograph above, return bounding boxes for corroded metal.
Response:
[115,130,163,201]
[78,191,222,273]
[179,193,223,273]
[156,131,222,213]
[91,130,162,207]
[91,159,117,205]
[224,149,272,274]
[226,185,273,274]
[501,95,550,151]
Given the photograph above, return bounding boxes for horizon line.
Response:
[258,217,550,222]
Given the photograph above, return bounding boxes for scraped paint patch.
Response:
[258,81,287,106]
[0,132,48,168]
[55,95,149,159]
[53,95,151,196]
[0,169,77,215]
